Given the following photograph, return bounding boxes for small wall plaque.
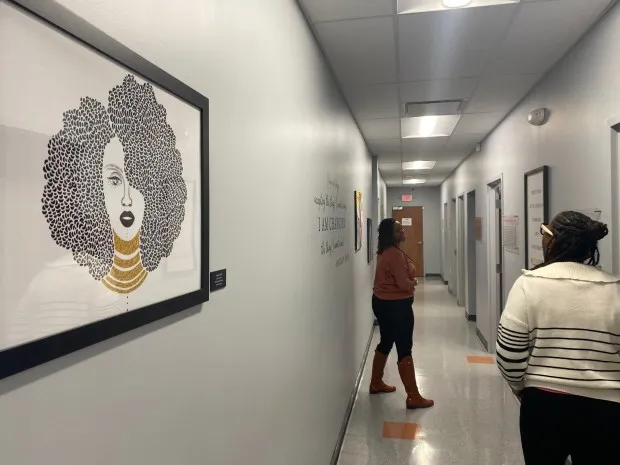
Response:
[210,269,227,292]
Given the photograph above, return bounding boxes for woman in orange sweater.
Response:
[369,218,434,409]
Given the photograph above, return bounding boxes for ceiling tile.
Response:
[401,137,448,154]
[378,161,402,174]
[367,138,402,154]
[345,83,400,119]
[446,134,482,154]
[452,112,506,136]
[465,74,541,113]
[299,0,394,23]
[316,17,397,85]
[359,118,401,140]
[397,5,516,81]
[399,78,478,108]
[401,151,461,163]
[486,0,612,75]
[375,152,402,162]
[381,173,404,185]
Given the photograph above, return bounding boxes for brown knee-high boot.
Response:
[397,356,434,409]
[369,351,396,394]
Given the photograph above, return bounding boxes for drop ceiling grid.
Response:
[299,0,616,185]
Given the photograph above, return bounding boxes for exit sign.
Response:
[402,194,413,202]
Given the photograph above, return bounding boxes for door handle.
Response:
[418,242,423,245]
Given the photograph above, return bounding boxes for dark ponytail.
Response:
[536,211,608,269]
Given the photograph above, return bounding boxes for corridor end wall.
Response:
[0,1,376,464]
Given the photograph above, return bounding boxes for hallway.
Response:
[338,279,523,465]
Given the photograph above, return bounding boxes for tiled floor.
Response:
[338,279,524,465]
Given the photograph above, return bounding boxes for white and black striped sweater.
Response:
[497,262,620,404]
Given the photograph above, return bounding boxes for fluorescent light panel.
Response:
[402,160,436,171]
[398,0,519,15]
[401,115,461,139]
[403,178,427,185]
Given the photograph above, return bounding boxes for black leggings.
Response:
[372,295,414,361]
[520,388,620,465]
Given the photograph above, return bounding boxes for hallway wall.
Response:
[0,1,377,465]
[441,3,620,349]
[387,187,442,275]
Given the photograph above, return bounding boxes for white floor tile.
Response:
[337,279,524,465]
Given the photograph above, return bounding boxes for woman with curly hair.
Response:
[369,218,434,409]
[9,75,187,345]
[497,211,620,464]
[42,74,187,292]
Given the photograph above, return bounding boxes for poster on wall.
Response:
[502,216,519,255]
[524,166,549,269]
[354,191,363,252]
[0,0,210,379]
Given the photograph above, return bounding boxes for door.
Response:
[457,196,466,306]
[392,207,424,277]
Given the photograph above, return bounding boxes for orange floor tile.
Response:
[382,422,420,440]
[467,355,495,364]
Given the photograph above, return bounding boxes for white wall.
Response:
[441,3,620,349]
[386,187,442,275]
[0,1,377,465]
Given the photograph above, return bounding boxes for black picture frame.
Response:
[366,218,373,263]
[524,166,549,270]
[0,0,210,380]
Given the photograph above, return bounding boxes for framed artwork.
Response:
[524,166,549,269]
[366,218,373,263]
[0,0,210,380]
[354,191,363,252]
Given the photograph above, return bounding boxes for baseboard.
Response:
[465,310,476,322]
[330,323,375,465]
[476,328,489,351]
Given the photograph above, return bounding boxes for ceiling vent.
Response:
[404,99,467,117]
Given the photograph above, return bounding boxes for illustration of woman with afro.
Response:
[8,75,187,345]
[42,74,187,294]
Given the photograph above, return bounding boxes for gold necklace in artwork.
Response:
[102,230,148,294]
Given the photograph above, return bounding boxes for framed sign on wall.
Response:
[0,0,210,379]
[524,166,549,269]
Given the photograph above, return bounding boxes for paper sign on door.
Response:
[402,218,412,226]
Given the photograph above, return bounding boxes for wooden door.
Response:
[392,207,424,277]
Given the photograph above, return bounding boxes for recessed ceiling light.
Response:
[443,0,472,7]
[403,178,427,185]
[398,0,519,15]
[401,115,461,139]
[402,160,437,171]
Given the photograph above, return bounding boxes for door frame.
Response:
[457,194,466,307]
[449,198,457,295]
[608,116,620,274]
[485,175,504,353]
[442,202,448,284]
[465,190,477,320]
